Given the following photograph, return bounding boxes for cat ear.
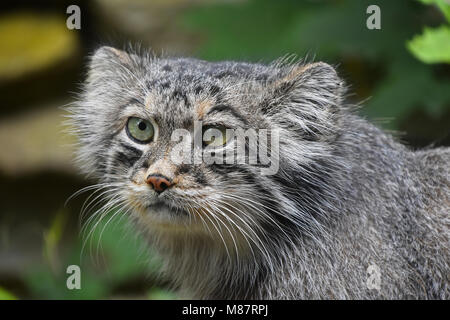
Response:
[92,46,132,65]
[87,46,134,81]
[263,62,345,140]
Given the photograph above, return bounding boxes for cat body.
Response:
[69,46,449,299]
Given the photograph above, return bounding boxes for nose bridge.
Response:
[145,156,176,181]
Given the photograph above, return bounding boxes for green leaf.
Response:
[417,0,450,22]
[0,287,17,300]
[43,209,68,270]
[407,26,450,64]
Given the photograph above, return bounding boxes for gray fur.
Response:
[68,46,449,299]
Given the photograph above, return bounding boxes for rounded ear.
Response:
[87,46,134,83]
[91,46,132,66]
[274,62,343,101]
[262,62,345,141]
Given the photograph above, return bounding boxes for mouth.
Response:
[145,201,188,219]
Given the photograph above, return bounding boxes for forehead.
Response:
[135,58,272,126]
[141,58,271,96]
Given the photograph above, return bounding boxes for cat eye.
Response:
[126,117,154,143]
[203,125,231,148]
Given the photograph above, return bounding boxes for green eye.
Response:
[126,117,154,143]
[203,125,230,147]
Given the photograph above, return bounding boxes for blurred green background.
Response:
[0,0,449,300]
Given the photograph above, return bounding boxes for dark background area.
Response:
[0,0,449,299]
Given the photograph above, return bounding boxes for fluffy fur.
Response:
[68,46,449,299]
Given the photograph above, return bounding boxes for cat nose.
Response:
[145,174,173,194]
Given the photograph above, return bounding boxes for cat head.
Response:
[69,46,345,256]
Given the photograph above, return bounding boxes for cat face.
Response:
[70,46,343,254]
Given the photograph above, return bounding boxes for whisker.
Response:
[201,203,240,262]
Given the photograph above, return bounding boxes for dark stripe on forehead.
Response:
[172,88,190,108]
[209,85,221,96]
[194,86,203,94]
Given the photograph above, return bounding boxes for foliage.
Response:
[0,287,17,300]
[0,12,78,81]
[182,0,450,128]
[407,0,450,64]
[25,210,175,299]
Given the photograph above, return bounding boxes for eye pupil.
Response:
[138,121,147,130]
[126,117,155,143]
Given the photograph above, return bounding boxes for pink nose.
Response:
[145,174,172,193]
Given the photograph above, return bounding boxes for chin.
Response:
[133,200,199,233]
